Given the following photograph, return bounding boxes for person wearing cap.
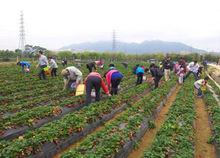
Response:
[17,61,31,73]
[104,64,123,95]
[61,66,83,91]
[85,71,111,105]
[36,50,48,80]
[49,57,58,77]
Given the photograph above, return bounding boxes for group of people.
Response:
[17,51,209,105]
[17,51,58,79]
[132,56,209,98]
[61,63,123,104]
[132,63,164,89]
[173,57,209,97]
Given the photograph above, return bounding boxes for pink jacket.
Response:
[106,70,118,88]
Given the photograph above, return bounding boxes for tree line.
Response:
[0,49,219,63]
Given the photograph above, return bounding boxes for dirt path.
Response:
[127,85,181,158]
[195,98,216,158]
[53,89,151,158]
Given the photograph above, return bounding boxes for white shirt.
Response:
[188,62,199,73]
[38,55,48,66]
[50,59,58,68]
[194,79,205,89]
[66,66,82,81]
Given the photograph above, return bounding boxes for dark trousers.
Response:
[197,88,202,96]
[21,66,25,73]
[111,78,122,95]
[86,64,93,73]
[184,71,199,81]
[86,76,101,105]
[51,68,57,77]
[136,73,144,85]
[195,86,203,96]
[154,77,160,89]
[38,65,47,80]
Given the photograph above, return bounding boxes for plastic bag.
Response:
[201,85,206,92]
[70,82,76,90]
[24,68,30,73]
[91,90,96,97]
[43,66,51,75]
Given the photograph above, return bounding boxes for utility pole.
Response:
[112,29,116,53]
[18,11,25,53]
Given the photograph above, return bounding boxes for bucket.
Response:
[75,84,85,96]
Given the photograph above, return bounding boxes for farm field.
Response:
[0,62,220,158]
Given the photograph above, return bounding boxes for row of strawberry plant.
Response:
[0,82,151,157]
[143,79,195,157]
[59,77,176,158]
[204,91,220,148]
[1,76,135,115]
[0,81,63,105]
[0,77,62,96]
[208,77,220,97]
[0,62,135,96]
[0,90,70,114]
[0,75,148,139]
[0,94,85,135]
[0,70,136,118]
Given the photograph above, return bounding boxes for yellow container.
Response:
[75,84,85,96]
[43,66,51,75]
[201,85,206,92]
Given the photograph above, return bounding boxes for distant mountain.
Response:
[60,40,206,54]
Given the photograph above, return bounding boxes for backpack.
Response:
[156,68,164,78]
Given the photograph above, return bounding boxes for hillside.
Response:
[60,40,206,53]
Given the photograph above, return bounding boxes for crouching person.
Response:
[104,64,123,95]
[135,65,145,85]
[61,66,83,91]
[17,61,31,73]
[194,76,209,97]
[85,71,111,105]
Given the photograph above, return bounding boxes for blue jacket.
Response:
[112,72,123,79]
[20,61,31,68]
[135,66,144,74]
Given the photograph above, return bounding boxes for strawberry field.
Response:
[0,62,220,158]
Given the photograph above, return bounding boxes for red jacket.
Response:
[85,72,109,95]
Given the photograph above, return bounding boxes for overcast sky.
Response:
[0,0,220,51]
